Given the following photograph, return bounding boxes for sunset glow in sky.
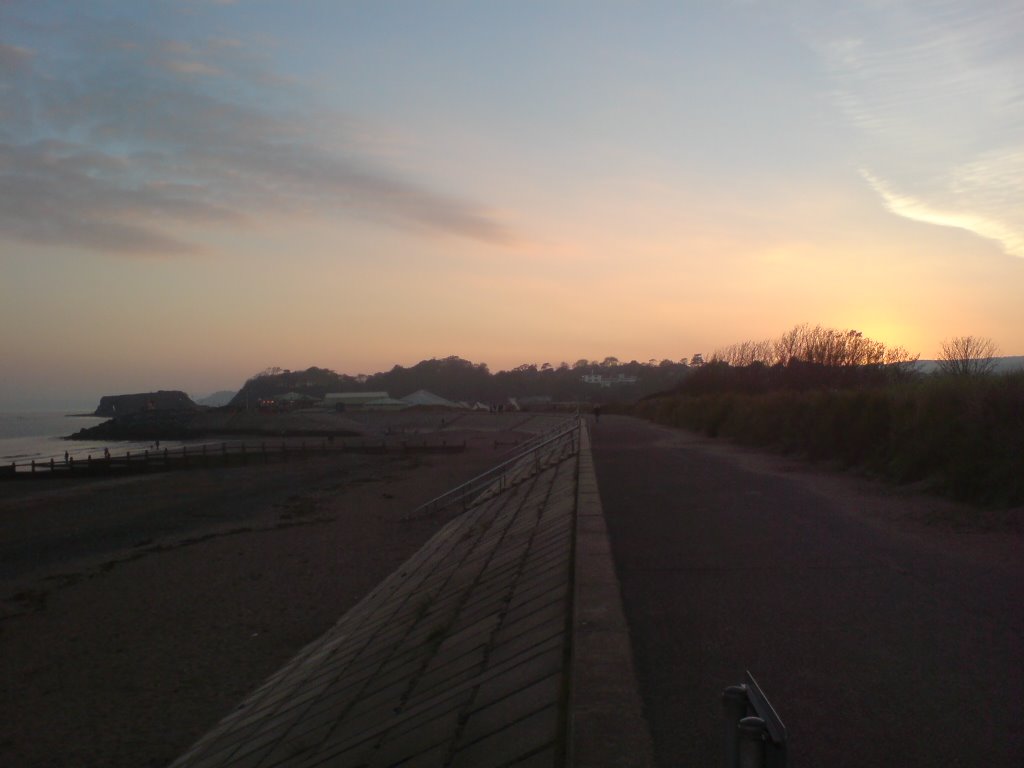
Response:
[2,1,1022,408]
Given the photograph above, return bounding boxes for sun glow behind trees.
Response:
[711,324,918,369]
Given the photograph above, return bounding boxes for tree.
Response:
[937,336,998,376]
[254,366,287,378]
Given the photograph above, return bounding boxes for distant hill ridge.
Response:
[917,355,1024,374]
[93,357,1024,417]
[228,357,692,407]
[226,355,1024,408]
[195,390,236,407]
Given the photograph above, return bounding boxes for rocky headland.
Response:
[93,390,197,417]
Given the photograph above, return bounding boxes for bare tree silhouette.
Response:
[712,324,918,369]
[937,336,999,376]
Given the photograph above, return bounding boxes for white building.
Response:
[581,373,638,388]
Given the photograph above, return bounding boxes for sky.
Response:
[1,0,1022,409]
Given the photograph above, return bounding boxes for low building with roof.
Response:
[323,392,391,411]
[363,396,409,411]
[400,389,460,408]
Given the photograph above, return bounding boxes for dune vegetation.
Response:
[633,327,1023,507]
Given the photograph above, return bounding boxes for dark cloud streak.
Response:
[0,19,516,257]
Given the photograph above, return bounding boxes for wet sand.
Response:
[0,433,509,767]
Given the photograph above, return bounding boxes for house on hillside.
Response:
[581,373,639,388]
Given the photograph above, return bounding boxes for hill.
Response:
[229,357,693,407]
[917,356,1024,374]
[195,390,237,407]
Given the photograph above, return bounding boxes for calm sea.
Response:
[0,412,189,466]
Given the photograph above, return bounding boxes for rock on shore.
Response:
[70,410,198,440]
[94,391,197,417]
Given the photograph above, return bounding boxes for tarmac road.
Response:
[590,415,1022,767]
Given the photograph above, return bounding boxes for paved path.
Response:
[590,415,1023,767]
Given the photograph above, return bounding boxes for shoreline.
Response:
[0,420,545,767]
[0,457,494,766]
[0,415,577,768]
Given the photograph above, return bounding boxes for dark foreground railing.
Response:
[723,671,788,768]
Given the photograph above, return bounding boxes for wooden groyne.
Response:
[0,439,466,480]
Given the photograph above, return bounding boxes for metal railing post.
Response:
[721,672,787,768]
[723,684,748,768]
[738,717,767,768]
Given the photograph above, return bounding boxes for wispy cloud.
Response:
[862,169,1024,258]
[0,140,238,256]
[802,1,1024,258]
[0,42,33,73]
[161,58,223,77]
[0,15,516,257]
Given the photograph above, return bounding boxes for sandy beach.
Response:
[0,422,523,767]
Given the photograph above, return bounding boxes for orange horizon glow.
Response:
[1,3,1021,408]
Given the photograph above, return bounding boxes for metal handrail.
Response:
[499,414,578,452]
[405,416,580,519]
[722,671,788,768]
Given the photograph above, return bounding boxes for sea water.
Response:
[0,412,190,467]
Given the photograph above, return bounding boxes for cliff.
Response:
[93,390,197,417]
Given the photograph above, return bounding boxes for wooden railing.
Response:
[1,438,466,479]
